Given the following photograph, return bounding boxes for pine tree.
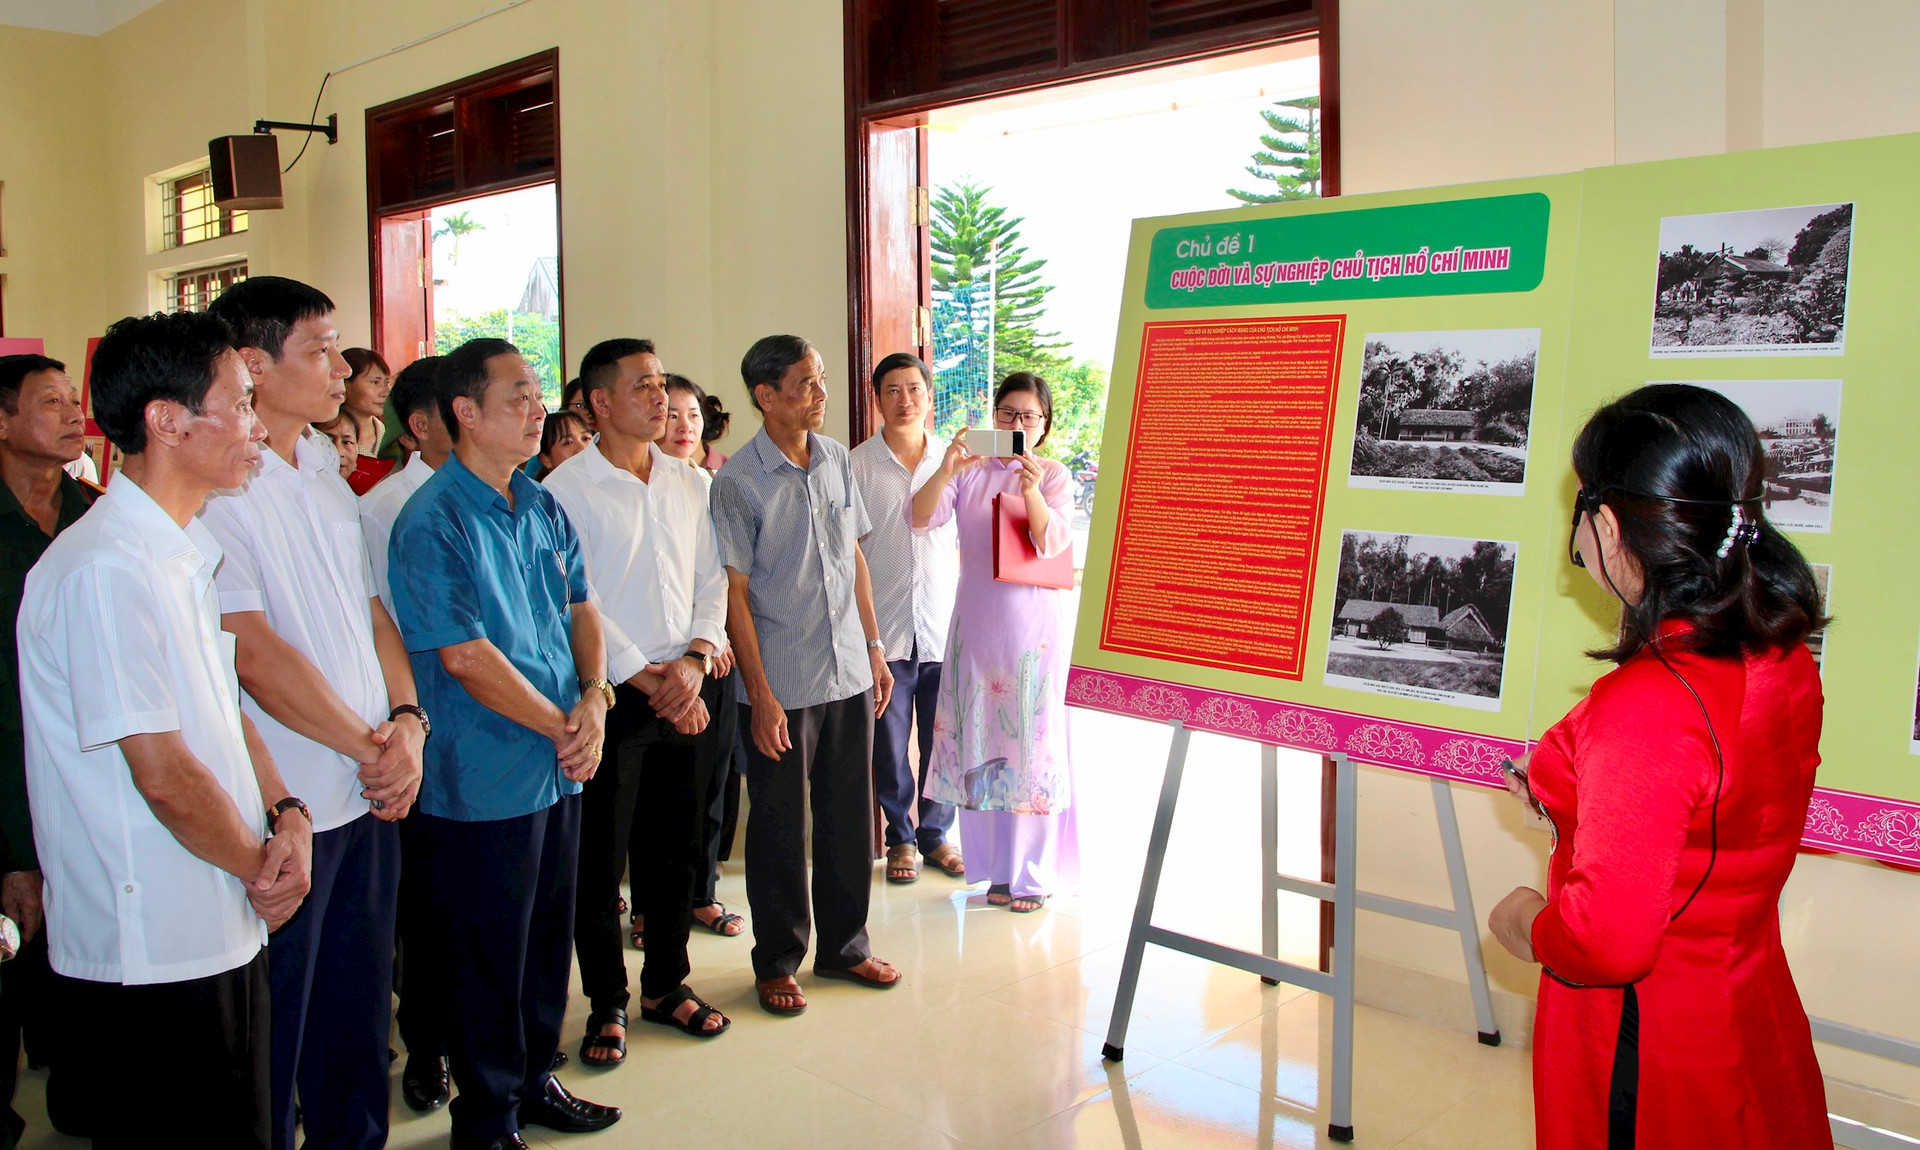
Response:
[1227,96,1322,205]
[930,179,1060,352]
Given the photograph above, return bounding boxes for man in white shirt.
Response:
[544,338,732,1059]
[850,353,964,885]
[205,277,426,1150]
[355,352,458,1113]
[20,310,311,1147]
[359,354,446,621]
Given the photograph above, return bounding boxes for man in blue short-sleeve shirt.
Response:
[389,339,621,1149]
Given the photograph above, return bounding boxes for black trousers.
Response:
[695,674,744,901]
[393,810,445,1062]
[741,689,877,980]
[268,812,400,1150]
[574,681,712,1010]
[65,950,271,1149]
[1,926,48,1145]
[413,795,580,1144]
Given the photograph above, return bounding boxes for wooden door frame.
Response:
[843,7,1341,444]
[366,50,565,382]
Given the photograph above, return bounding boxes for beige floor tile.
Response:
[1004,1060,1338,1150]
[1173,995,1529,1147]
[988,939,1311,1061]
[801,993,1168,1145]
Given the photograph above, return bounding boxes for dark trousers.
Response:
[742,689,876,980]
[575,681,711,1010]
[269,812,400,1150]
[393,811,444,1062]
[695,674,744,902]
[66,950,271,1149]
[1,927,49,1145]
[873,654,955,851]
[414,795,580,1143]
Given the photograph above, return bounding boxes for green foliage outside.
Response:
[929,179,1108,466]
[435,310,564,408]
[1228,96,1322,205]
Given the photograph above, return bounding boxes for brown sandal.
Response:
[923,842,966,877]
[885,843,919,884]
[756,976,807,1016]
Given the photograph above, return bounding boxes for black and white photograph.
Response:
[1808,564,1830,673]
[1348,328,1539,497]
[1652,202,1853,357]
[1669,378,1842,533]
[1324,530,1518,713]
[1910,629,1920,756]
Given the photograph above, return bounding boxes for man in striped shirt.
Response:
[710,335,900,1017]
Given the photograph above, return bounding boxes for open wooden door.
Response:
[850,118,931,444]
[372,211,432,372]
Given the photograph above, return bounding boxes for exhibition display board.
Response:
[1070,132,1920,864]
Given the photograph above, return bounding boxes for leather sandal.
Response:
[639,985,730,1037]
[885,842,919,884]
[756,976,807,1016]
[924,842,966,877]
[813,957,901,989]
[579,1007,627,1066]
[693,902,745,936]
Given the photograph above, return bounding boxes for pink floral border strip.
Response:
[1065,666,1920,866]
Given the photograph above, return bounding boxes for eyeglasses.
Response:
[1569,487,1603,568]
[994,406,1045,428]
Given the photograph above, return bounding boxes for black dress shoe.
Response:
[518,1074,621,1133]
[450,1134,532,1150]
[402,1053,451,1112]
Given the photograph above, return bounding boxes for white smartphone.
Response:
[965,428,1026,458]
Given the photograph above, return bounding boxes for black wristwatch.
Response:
[268,796,311,832]
[683,649,712,676]
[389,703,431,740]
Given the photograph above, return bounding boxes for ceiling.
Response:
[0,0,168,35]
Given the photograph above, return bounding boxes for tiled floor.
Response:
[11,714,1538,1148]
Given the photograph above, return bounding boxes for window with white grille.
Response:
[161,169,248,249]
[165,260,248,313]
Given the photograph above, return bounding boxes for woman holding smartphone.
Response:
[911,373,1078,912]
[1488,384,1829,1149]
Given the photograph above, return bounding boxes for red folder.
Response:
[993,493,1074,589]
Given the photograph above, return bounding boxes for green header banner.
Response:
[1143,193,1552,309]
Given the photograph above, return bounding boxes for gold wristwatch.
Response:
[580,678,616,709]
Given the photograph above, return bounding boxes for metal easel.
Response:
[1100,722,1500,1143]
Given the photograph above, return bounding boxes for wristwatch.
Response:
[268,796,311,832]
[683,649,713,676]
[389,703,431,740]
[866,639,886,654]
[581,677,616,709]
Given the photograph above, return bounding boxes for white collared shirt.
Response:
[20,474,268,985]
[542,441,727,682]
[198,430,387,832]
[359,454,435,622]
[850,431,958,662]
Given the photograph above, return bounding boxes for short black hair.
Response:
[870,351,931,392]
[0,354,67,415]
[561,377,585,410]
[1572,383,1826,662]
[436,339,520,444]
[207,275,335,360]
[740,335,813,413]
[89,311,236,456]
[994,371,1054,449]
[577,338,657,405]
[388,355,444,435]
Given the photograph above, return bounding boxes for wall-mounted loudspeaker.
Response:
[208,135,284,211]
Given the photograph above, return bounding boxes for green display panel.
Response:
[1066,133,1920,862]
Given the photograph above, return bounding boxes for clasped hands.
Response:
[353,712,426,821]
[251,811,312,933]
